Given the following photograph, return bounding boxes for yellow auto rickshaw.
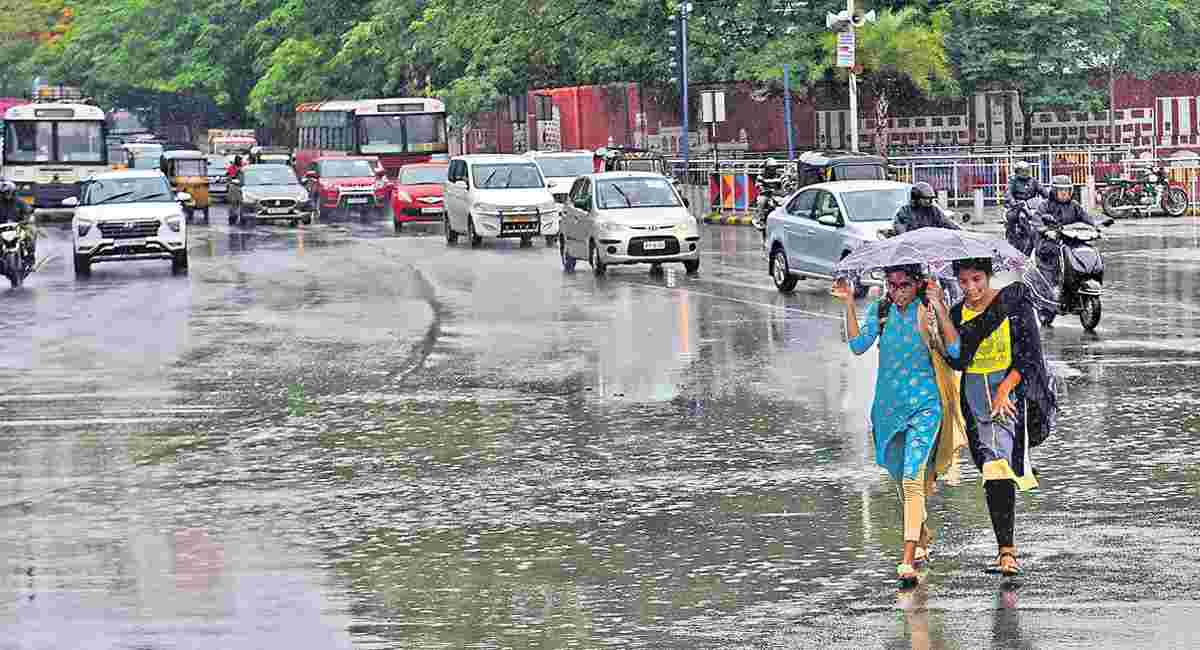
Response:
[161,149,211,223]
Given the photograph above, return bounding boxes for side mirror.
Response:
[61,196,79,207]
[177,192,192,203]
[546,181,554,188]
[961,212,972,224]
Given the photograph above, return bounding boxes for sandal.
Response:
[913,524,935,567]
[986,551,1022,577]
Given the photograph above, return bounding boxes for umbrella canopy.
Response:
[834,228,1027,277]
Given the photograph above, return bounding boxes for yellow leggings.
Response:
[898,467,929,543]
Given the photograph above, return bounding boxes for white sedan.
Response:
[64,170,191,276]
[559,171,700,275]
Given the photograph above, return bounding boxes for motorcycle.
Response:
[1004,197,1047,256]
[1101,167,1189,218]
[0,222,33,288]
[1025,217,1113,331]
[752,171,796,241]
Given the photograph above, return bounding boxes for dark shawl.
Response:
[948,283,1058,471]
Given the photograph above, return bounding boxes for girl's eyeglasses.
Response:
[887,280,915,291]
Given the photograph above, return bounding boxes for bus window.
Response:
[58,122,104,162]
[405,114,448,152]
[358,115,405,153]
[5,122,53,162]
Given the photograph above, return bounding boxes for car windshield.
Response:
[471,163,544,189]
[535,155,594,178]
[83,176,174,205]
[840,188,910,222]
[399,166,447,185]
[321,160,376,177]
[596,177,681,209]
[244,167,299,186]
[172,159,205,176]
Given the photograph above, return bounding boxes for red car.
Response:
[391,163,448,232]
[302,156,390,219]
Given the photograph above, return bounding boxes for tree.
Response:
[946,0,1109,145]
[810,7,957,153]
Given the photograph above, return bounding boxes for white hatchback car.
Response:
[443,155,561,248]
[559,171,700,275]
[65,170,190,276]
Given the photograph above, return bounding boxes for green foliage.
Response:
[0,0,1195,130]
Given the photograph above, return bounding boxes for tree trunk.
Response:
[874,92,890,156]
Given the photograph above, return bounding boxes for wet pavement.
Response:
[2,205,1200,648]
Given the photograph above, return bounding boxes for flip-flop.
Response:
[984,551,1022,576]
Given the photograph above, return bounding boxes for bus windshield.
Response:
[357,113,447,154]
[5,121,105,163]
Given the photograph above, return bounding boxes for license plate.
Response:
[115,238,145,248]
[421,207,444,215]
[347,198,369,204]
[504,216,535,223]
[643,240,667,251]
[267,207,290,214]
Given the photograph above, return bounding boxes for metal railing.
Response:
[671,144,1200,215]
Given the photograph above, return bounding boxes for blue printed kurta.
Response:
[849,300,957,480]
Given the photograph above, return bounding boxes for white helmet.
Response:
[764,157,779,168]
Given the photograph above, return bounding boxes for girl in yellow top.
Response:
[947,258,1058,577]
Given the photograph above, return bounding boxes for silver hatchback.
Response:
[765,180,911,293]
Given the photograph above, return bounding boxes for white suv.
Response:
[65,170,190,276]
[443,155,560,248]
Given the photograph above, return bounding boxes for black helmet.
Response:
[1050,174,1073,202]
[911,181,935,208]
[1013,160,1032,178]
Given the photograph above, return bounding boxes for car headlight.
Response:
[76,220,93,237]
[474,203,501,215]
[396,190,413,204]
[598,221,624,233]
[166,216,183,232]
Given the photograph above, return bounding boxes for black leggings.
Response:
[985,480,1016,548]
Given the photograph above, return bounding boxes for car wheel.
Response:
[590,240,607,276]
[171,251,189,275]
[394,219,404,233]
[683,259,700,274]
[445,215,458,244]
[520,236,533,248]
[545,235,557,247]
[73,253,90,277]
[469,217,482,248]
[771,247,798,292]
[560,236,577,273]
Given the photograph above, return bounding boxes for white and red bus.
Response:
[293,98,448,179]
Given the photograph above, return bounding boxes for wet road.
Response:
[2,206,1200,648]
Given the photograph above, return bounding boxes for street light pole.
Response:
[669,5,693,169]
[846,0,858,153]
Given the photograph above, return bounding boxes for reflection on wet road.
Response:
[1,207,1199,647]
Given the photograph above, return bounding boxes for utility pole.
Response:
[827,1,875,152]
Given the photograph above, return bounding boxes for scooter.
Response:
[1026,218,1113,331]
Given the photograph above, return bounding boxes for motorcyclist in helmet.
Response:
[0,180,36,270]
[1031,175,1096,324]
[1041,175,1095,228]
[761,158,781,181]
[893,181,960,233]
[1004,161,1048,204]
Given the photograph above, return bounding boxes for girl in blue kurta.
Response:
[834,265,962,586]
